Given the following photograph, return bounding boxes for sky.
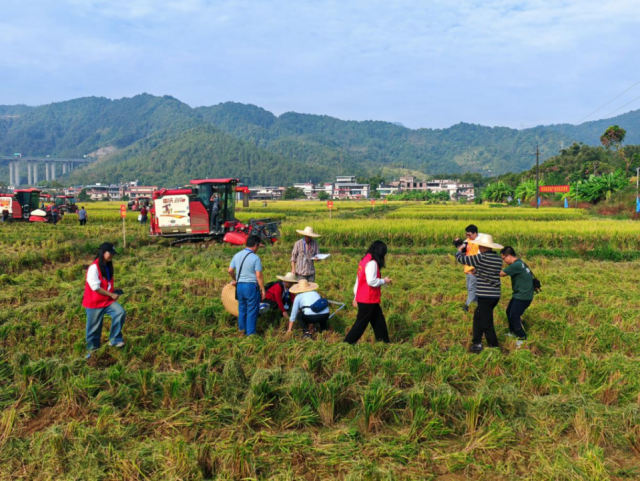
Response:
[1,0,640,129]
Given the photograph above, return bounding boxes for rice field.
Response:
[1,200,639,479]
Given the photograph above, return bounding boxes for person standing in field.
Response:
[228,235,265,336]
[209,193,220,233]
[78,206,88,226]
[456,234,503,353]
[344,240,392,344]
[500,246,534,343]
[454,224,480,312]
[82,242,126,357]
[51,205,59,225]
[291,226,321,282]
[139,205,148,224]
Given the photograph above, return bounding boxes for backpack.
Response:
[522,261,542,293]
[303,298,329,313]
[264,280,281,292]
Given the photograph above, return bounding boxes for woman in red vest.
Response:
[82,242,126,357]
[344,240,392,344]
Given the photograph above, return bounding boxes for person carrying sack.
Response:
[291,226,321,282]
[288,279,330,338]
[344,240,392,345]
[455,233,503,353]
[227,235,265,336]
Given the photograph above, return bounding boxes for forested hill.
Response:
[2,93,640,185]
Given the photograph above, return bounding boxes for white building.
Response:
[333,176,370,199]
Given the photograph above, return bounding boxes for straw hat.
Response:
[296,226,321,238]
[221,284,239,317]
[468,233,503,250]
[276,272,299,283]
[289,279,319,294]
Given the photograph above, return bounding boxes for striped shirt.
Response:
[291,238,319,277]
[456,250,502,298]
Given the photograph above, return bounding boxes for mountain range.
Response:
[1,93,639,186]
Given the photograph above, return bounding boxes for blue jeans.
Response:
[85,302,126,350]
[237,282,260,335]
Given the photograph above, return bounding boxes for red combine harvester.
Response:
[150,178,280,246]
[54,195,78,214]
[127,196,151,211]
[0,188,48,222]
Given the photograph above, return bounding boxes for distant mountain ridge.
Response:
[1,93,639,186]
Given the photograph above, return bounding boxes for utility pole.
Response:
[536,144,540,210]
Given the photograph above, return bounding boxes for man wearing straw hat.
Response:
[264,272,298,320]
[291,226,322,282]
[288,279,330,338]
[455,233,503,353]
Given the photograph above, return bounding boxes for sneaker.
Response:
[462,304,469,312]
[110,341,125,348]
[505,332,517,338]
[469,343,483,353]
[302,332,313,340]
[85,352,92,360]
[516,340,525,348]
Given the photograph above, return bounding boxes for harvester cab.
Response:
[53,195,77,214]
[128,196,151,211]
[150,178,280,246]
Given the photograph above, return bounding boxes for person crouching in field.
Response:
[288,279,330,338]
[500,246,534,343]
[345,240,392,344]
[455,234,503,353]
[264,272,298,322]
[82,243,126,358]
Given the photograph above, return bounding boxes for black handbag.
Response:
[523,261,542,293]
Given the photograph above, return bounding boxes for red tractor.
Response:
[150,178,280,246]
[127,196,151,211]
[54,195,78,214]
[0,188,48,222]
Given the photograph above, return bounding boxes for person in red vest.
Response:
[344,240,392,344]
[264,272,298,321]
[82,242,126,357]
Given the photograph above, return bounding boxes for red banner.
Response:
[539,185,570,193]
[327,201,334,209]
[120,205,127,218]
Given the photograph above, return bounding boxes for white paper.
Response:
[313,253,330,260]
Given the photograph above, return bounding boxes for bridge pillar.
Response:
[33,163,39,185]
[45,163,50,181]
[27,163,33,185]
[14,161,21,186]
[8,161,14,186]
[62,162,67,174]
[51,163,56,181]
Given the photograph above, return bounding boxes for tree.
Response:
[283,186,306,200]
[514,179,545,202]
[317,191,329,200]
[600,125,629,175]
[482,181,513,202]
[78,188,90,202]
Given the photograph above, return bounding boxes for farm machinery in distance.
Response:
[0,189,48,222]
[149,178,281,246]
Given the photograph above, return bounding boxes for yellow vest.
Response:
[464,241,479,273]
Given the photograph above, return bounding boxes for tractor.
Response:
[55,195,78,214]
[128,196,151,211]
[149,178,280,246]
[0,188,48,222]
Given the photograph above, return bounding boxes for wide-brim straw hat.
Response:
[221,284,239,317]
[276,272,299,283]
[289,279,319,294]
[296,226,321,238]
[468,233,503,250]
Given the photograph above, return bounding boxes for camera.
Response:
[452,238,467,254]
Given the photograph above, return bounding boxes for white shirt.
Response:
[353,260,385,296]
[290,291,329,322]
[87,264,112,292]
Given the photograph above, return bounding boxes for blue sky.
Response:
[1,0,639,129]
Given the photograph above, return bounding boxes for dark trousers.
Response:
[506,298,531,339]
[344,303,390,344]
[473,297,500,346]
[52,215,58,225]
[210,212,219,232]
[79,219,87,226]
[298,312,329,333]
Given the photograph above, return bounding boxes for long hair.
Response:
[364,240,387,269]
[95,244,114,279]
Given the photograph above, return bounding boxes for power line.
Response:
[577,80,640,123]
[603,92,640,119]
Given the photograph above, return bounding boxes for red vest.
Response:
[355,254,381,304]
[82,259,115,309]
